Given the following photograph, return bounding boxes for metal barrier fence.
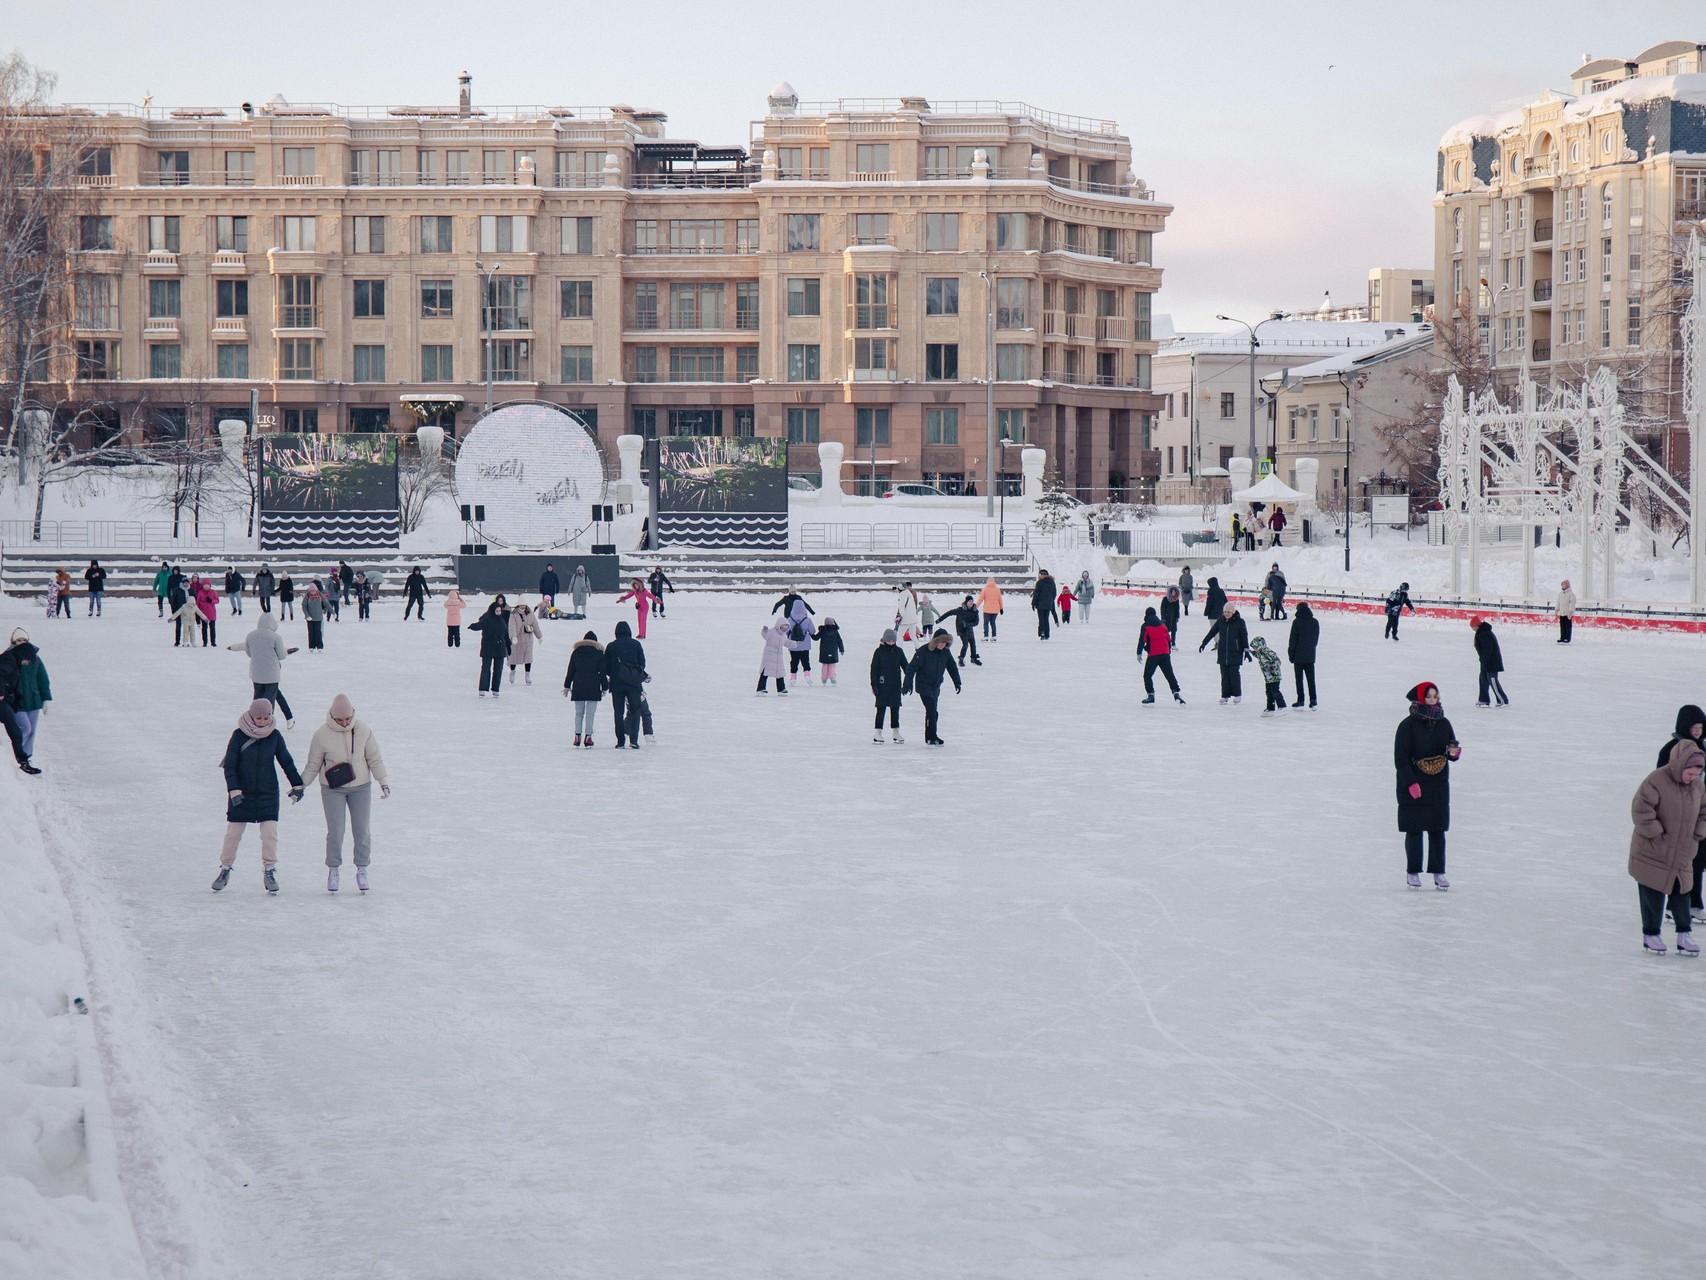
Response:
[798,522,1030,553]
[0,519,229,551]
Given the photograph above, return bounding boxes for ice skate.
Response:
[892,732,905,744]
[1174,694,1186,704]
[583,737,593,748]
[873,733,885,743]
[574,734,582,747]
[18,759,41,775]
[264,868,279,895]
[1433,874,1450,891]
[479,691,488,698]
[525,672,532,686]
[1678,935,1700,957]
[1218,698,1229,706]
[328,867,340,893]
[211,867,231,892]
[1406,873,1421,889]
[1644,934,1667,955]
[355,868,369,892]
[1260,709,1274,717]
[1232,696,1242,704]
[1142,694,1156,704]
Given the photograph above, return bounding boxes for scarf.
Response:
[237,698,275,740]
[1410,701,1445,721]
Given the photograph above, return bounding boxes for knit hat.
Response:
[329,693,354,721]
[823,616,837,626]
[1407,681,1438,704]
[9,627,26,645]
[237,698,275,740]
[881,628,897,643]
[1469,616,1483,630]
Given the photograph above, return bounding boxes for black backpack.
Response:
[789,618,806,643]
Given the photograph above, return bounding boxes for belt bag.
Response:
[1415,756,1447,777]
[324,761,357,788]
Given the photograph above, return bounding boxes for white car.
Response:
[883,482,953,499]
[787,476,819,493]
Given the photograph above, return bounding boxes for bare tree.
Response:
[1373,295,1496,493]
[396,435,454,535]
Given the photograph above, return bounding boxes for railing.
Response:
[630,171,755,190]
[71,174,116,188]
[1523,155,1558,178]
[850,170,896,183]
[280,173,324,186]
[629,242,760,256]
[1042,310,1065,337]
[1096,316,1130,341]
[1533,218,1553,242]
[789,99,1119,136]
[0,519,227,552]
[797,522,1031,553]
[850,234,894,246]
[626,367,754,384]
[1065,313,1093,339]
[1679,202,1706,221]
[277,307,322,328]
[65,101,619,122]
[850,304,895,329]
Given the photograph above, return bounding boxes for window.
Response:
[632,219,658,253]
[445,151,470,185]
[853,337,895,379]
[1477,207,1490,249]
[669,219,724,252]
[155,150,189,184]
[281,147,316,178]
[924,213,960,251]
[216,215,248,252]
[996,407,1028,442]
[923,145,951,179]
[786,407,820,444]
[277,275,321,328]
[1629,243,1643,284]
[1500,317,1512,350]
[1308,407,1319,441]
[995,344,1029,380]
[1502,201,1513,233]
[1098,227,1120,260]
[481,339,531,382]
[420,279,453,318]
[560,345,593,382]
[215,279,248,318]
[996,278,1027,328]
[632,282,659,329]
[76,147,112,177]
[479,215,529,252]
[223,151,254,186]
[75,275,117,328]
[786,278,821,316]
[482,150,511,184]
[1133,353,1152,389]
[854,143,890,175]
[1452,209,1463,251]
[148,343,182,378]
[669,283,724,329]
[787,343,820,381]
[925,277,959,316]
[351,345,386,382]
[853,213,890,245]
[419,150,442,184]
[777,147,804,179]
[736,346,758,380]
[560,280,593,319]
[1627,300,1642,346]
[786,214,820,251]
[855,406,891,446]
[419,216,454,253]
[995,213,1029,252]
[735,281,759,330]
[1219,391,1236,418]
[560,216,594,255]
[1601,184,1613,226]
[1287,409,1299,442]
[669,347,723,381]
[353,216,385,254]
[736,218,759,253]
[630,346,658,382]
[75,339,116,380]
[1330,407,1342,441]
[925,407,959,444]
[421,345,454,382]
[852,273,892,328]
[281,216,316,251]
[925,342,959,380]
[1603,131,1615,155]
[631,408,657,437]
[1600,299,1612,348]
[352,280,385,318]
[147,215,180,253]
[1602,237,1612,283]
[1560,252,1572,284]
[147,278,182,318]
[79,216,113,251]
[1135,291,1153,341]
[216,344,249,378]
[482,277,531,331]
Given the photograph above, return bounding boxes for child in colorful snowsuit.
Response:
[1252,636,1286,714]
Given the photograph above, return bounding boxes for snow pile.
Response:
[1562,72,1706,121]
[0,768,144,1279]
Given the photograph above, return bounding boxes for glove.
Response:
[380,782,391,799]
[1407,783,1422,800]
[289,787,304,804]
[227,789,244,802]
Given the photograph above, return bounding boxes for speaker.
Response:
[459,543,476,555]
[591,542,616,555]
[600,504,615,523]
[460,504,472,521]
[474,505,486,522]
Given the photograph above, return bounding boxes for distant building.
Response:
[1366,268,1435,323]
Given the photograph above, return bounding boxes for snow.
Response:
[1562,72,1706,121]
[9,586,1706,1279]
[1266,329,1433,382]
[1160,321,1420,358]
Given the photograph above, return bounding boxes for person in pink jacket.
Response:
[193,576,221,647]
[443,590,466,648]
[615,577,655,639]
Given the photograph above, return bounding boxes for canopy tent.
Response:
[1231,472,1307,504]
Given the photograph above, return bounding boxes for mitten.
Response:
[1407,783,1422,800]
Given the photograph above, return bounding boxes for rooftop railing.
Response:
[789,99,1121,136]
[62,102,619,122]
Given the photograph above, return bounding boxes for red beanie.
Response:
[1407,681,1437,703]
[1469,616,1482,630]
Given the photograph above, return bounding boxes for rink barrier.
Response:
[1103,579,1706,635]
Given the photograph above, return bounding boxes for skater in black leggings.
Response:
[869,628,906,742]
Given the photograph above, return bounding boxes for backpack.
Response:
[789,618,806,643]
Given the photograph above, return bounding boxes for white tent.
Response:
[1231,472,1307,504]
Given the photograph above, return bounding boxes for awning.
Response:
[1231,472,1307,503]
[399,393,464,404]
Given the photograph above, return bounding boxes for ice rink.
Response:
[11,587,1706,1280]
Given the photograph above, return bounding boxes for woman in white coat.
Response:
[894,582,921,643]
[300,693,389,893]
[756,617,790,695]
[507,600,544,684]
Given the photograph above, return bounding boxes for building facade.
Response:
[37,78,1169,499]
[1434,40,1706,459]
[1366,267,1435,323]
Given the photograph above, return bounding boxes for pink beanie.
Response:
[329,693,354,720]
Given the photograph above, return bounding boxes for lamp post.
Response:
[979,270,996,518]
[997,437,1022,545]
[1335,371,1354,572]
[475,259,503,416]
[1215,311,1289,474]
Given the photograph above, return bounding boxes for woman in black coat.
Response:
[562,631,607,747]
[469,598,512,697]
[816,618,846,677]
[1471,618,1508,707]
[1198,607,1249,702]
[1394,681,1462,890]
[1287,602,1320,709]
[215,698,303,893]
[1160,587,1181,643]
[870,629,908,742]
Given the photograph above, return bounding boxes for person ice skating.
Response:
[277,573,295,621]
[1179,566,1195,616]
[1265,564,1287,619]
[539,563,561,613]
[562,631,606,747]
[977,577,1003,640]
[1199,606,1250,704]
[2,629,51,761]
[919,592,939,636]
[1629,743,1706,955]
[647,566,674,616]
[153,561,172,617]
[1268,506,1287,547]
[1057,582,1077,625]
[0,631,42,775]
[224,566,245,616]
[904,629,961,747]
[50,568,71,618]
[194,576,220,647]
[1074,571,1096,623]
[403,566,430,620]
[168,589,201,650]
[166,564,186,610]
[1251,636,1286,716]
[1287,602,1319,709]
[302,583,327,651]
[895,582,921,643]
[602,619,647,748]
[1032,569,1059,640]
[817,616,845,683]
[1258,586,1272,621]
[616,578,655,639]
[1658,706,1706,914]
[470,597,512,697]
[784,601,817,684]
[230,613,298,726]
[1383,582,1414,640]
[338,559,355,605]
[321,571,341,622]
[212,698,304,894]
[84,559,107,616]
[444,589,466,647]
[507,600,543,685]
[771,588,814,619]
[1136,607,1183,704]
[757,616,790,695]
[300,693,389,893]
[1160,586,1182,645]
[1471,617,1509,707]
[870,629,907,742]
[1556,579,1576,643]
[937,595,981,666]
[568,564,591,619]
[1244,507,1259,551]
[1394,681,1461,890]
[254,565,275,614]
[1203,575,1227,624]
[352,571,371,620]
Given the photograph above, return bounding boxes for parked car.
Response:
[883,483,952,499]
[787,476,819,493]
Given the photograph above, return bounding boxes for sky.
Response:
[8,0,1700,332]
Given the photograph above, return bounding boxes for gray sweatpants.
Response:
[321,782,374,867]
[573,700,598,736]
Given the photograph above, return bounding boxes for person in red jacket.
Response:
[1057,584,1078,625]
[1136,606,1184,704]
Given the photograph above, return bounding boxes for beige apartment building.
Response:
[1365,268,1434,323]
[42,77,1169,498]
[1434,39,1706,460]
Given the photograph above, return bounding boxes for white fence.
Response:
[0,519,229,551]
[798,522,1030,553]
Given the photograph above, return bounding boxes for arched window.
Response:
[1601,131,1614,156]
[1569,140,1581,164]
[1452,208,1463,250]
[1601,182,1613,225]
[1452,159,1464,186]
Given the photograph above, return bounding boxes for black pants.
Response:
[1477,670,1509,705]
[1692,841,1706,912]
[341,582,353,604]
[637,694,654,736]
[1639,884,1692,934]
[982,611,998,638]
[199,617,216,646]
[874,696,900,729]
[1143,655,1179,696]
[788,651,811,674]
[1404,829,1446,875]
[1559,616,1573,643]
[1219,664,1242,698]
[1264,681,1287,711]
[1294,663,1317,707]
[156,595,166,616]
[1037,608,1052,640]
[259,596,271,613]
[447,625,461,647]
[610,689,641,745]
[1272,599,1286,619]
[1384,613,1400,639]
[1060,605,1071,625]
[917,690,941,741]
[281,601,294,620]
[757,674,785,693]
[957,632,979,664]
[0,696,27,763]
[405,595,426,620]
[479,655,503,692]
[54,595,69,617]
[358,598,371,619]
[307,620,324,650]
[253,682,292,722]
[1182,597,1191,615]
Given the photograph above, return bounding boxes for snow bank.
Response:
[0,768,144,1279]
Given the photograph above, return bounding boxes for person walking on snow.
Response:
[1074,571,1096,623]
[403,566,431,621]
[1265,564,1288,619]
[1199,606,1250,704]
[1179,566,1195,616]
[895,582,921,642]
[354,571,374,620]
[1556,579,1576,643]
[254,565,275,614]
[1251,636,1286,715]
[616,578,655,639]
[1032,569,1059,640]
[784,599,817,684]
[568,565,591,619]
[1629,743,1706,955]
[919,592,939,636]
[2,629,51,760]
[1384,582,1415,640]
[647,566,674,616]
[0,630,43,774]
[1268,506,1287,547]
[1471,617,1509,707]
[300,692,389,893]
[84,559,108,617]
[51,568,71,618]
[562,631,607,747]
[212,698,304,894]
[1202,575,1227,627]
[1057,582,1078,625]
[1287,601,1320,709]
[229,613,297,725]
[757,616,790,695]
[1394,681,1461,891]
[977,577,1004,640]
[443,589,466,647]
[153,561,172,617]
[469,598,512,697]
[903,629,961,747]
[602,619,647,748]
[538,563,561,613]
[321,569,341,622]
[1658,705,1706,916]
[1160,586,1182,645]
[507,600,544,685]
[224,566,246,616]
[277,573,295,620]
[1136,607,1183,704]
[301,583,327,651]
[936,595,982,666]
[816,617,845,683]
[870,629,907,742]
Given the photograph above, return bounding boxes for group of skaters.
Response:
[42,561,109,617]
[148,559,437,650]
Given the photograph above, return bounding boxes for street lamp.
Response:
[1215,311,1290,474]
[1335,371,1354,573]
[997,436,1022,545]
[475,259,503,416]
[978,270,996,518]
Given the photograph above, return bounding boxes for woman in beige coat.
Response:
[1630,742,1706,955]
[507,601,544,685]
[300,693,389,893]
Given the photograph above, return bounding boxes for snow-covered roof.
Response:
[1441,72,1706,146]
[1161,320,1421,358]
[1439,105,1529,147]
[1263,328,1434,384]
[1232,473,1307,503]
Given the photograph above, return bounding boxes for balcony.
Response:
[142,315,180,337]
[1532,279,1553,303]
[1096,316,1131,342]
[1532,339,1552,362]
[630,171,753,190]
[1680,202,1706,222]
[280,174,324,187]
[142,251,179,273]
[849,304,896,330]
[275,307,323,331]
[629,242,760,257]
[211,317,248,338]
[1533,218,1553,243]
[850,170,895,183]
[1042,310,1065,337]
[1064,313,1093,340]
[71,174,115,189]
[626,366,751,384]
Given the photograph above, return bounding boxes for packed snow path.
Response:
[12,589,1706,1280]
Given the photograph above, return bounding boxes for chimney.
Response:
[458,71,471,117]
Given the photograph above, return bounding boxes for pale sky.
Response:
[9,0,1698,330]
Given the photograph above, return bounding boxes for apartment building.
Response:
[1366,268,1434,323]
[40,77,1169,498]
[1434,40,1706,458]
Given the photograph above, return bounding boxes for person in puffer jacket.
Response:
[1251,636,1286,715]
[1135,607,1181,704]
[228,613,297,724]
[300,693,390,893]
[1629,743,1706,956]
